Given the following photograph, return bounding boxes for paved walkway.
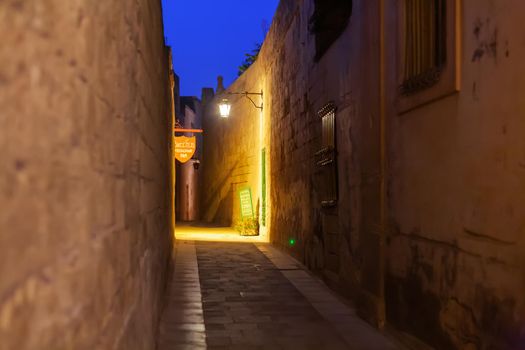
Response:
[158,240,401,350]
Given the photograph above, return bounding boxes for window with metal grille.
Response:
[401,0,447,95]
[315,103,337,207]
[309,0,353,61]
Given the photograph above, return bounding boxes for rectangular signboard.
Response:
[238,187,254,219]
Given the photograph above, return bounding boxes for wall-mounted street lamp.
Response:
[219,99,232,118]
[218,91,263,118]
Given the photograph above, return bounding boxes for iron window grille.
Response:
[401,0,447,95]
[315,102,338,207]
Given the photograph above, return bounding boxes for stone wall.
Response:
[260,0,386,324]
[201,71,264,229]
[202,0,382,309]
[0,1,174,349]
[385,1,525,348]
[202,0,525,348]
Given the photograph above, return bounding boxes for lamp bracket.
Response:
[227,91,263,110]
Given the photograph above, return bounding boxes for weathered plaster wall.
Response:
[0,1,174,349]
[202,0,525,347]
[385,1,525,348]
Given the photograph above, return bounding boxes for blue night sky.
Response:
[161,0,280,98]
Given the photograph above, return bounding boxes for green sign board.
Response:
[239,187,254,219]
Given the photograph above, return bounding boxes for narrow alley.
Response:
[158,237,400,349]
[1,0,524,349]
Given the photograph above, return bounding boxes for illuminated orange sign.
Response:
[174,136,196,163]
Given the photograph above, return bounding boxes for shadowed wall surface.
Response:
[385,0,525,347]
[0,1,174,349]
[202,0,525,348]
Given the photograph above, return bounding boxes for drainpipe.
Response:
[169,56,176,239]
[378,0,387,330]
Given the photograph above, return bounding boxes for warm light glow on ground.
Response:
[175,223,269,243]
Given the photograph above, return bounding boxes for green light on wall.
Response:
[289,238,296,246]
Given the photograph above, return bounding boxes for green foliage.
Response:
[234,218,260,236]
[238,43,262,76]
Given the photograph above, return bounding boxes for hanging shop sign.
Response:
[174,136,196,163]
[238,187,254,219]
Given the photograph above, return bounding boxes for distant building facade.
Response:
[176,96,203,222]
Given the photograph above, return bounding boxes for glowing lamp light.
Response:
[219,99,231,118]
[289,238,296,246]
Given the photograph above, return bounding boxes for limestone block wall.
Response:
[0,1,173,349]
[202,0,383,314]
[201,69,264,227]
[259,0,386,324]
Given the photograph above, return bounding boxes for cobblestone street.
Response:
[158,241,401,350]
